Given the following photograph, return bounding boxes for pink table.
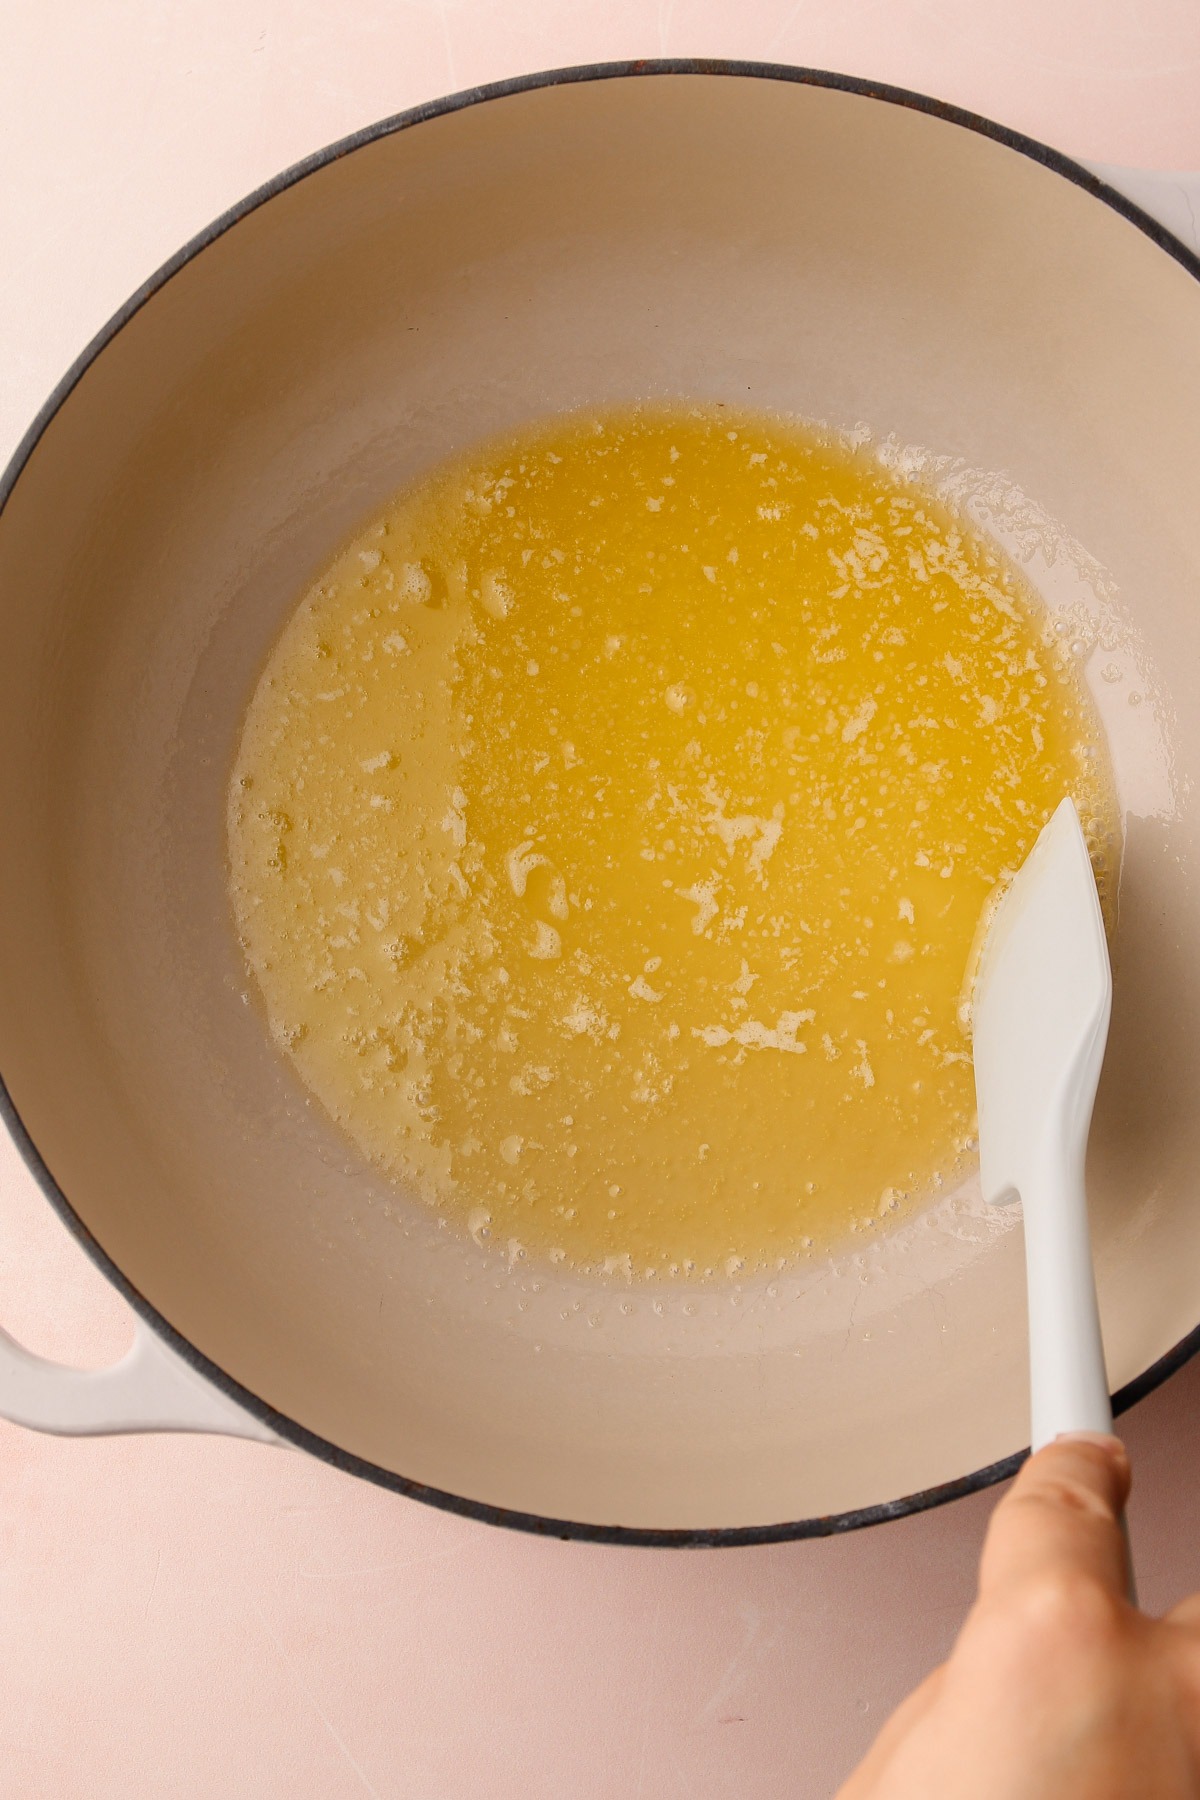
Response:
[3,5,1199,1794]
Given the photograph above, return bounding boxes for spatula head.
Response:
[972,798,1112,1207]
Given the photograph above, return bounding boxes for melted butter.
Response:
[229,406,1119,1276]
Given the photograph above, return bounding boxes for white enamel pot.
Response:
[2,63,1199,1543]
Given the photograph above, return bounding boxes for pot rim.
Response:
[2,56,1197,1548]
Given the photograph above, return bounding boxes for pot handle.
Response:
[0,1312,283,1444]
[1077,162,1200,260]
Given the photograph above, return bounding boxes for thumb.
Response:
[978,1433,1132,1604]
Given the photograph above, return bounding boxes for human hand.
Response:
[836,1434,1200,1799]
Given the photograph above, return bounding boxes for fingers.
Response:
[978,1433,1132,1605]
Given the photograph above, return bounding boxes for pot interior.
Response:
[1,71,1199,1531]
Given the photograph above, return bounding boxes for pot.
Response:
[2,62,1199,1544]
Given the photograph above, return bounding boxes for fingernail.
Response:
[1055,1430,1127,1458]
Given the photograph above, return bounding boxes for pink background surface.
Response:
[2,4,1200,1796]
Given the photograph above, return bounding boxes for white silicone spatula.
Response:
[972,796,1114,1451]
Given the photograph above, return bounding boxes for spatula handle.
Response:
[1021,1146,1112,1452]
[1022,1153,1136,1602]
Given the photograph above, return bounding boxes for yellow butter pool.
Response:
[229,405,1117,1276]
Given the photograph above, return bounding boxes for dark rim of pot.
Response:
[1,58,1197,1549]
